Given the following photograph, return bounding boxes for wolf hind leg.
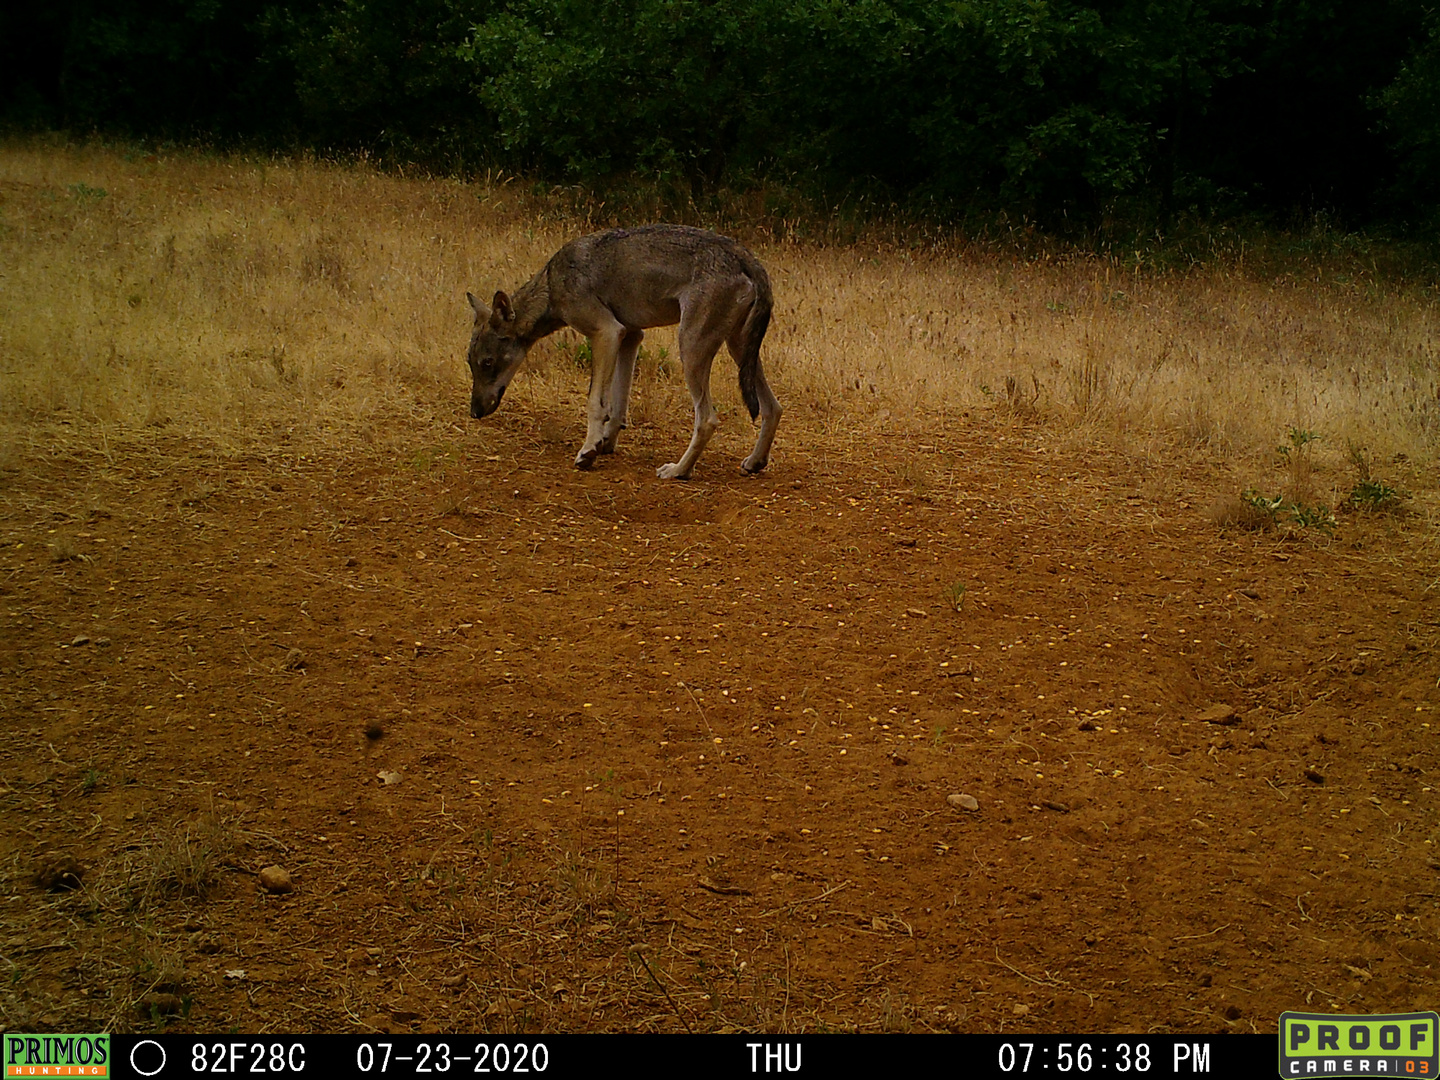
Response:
[657,301,728,480]
[729,324,781,474]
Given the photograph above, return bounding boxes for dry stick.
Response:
[679,681,714,737]
[631,948,693,1035]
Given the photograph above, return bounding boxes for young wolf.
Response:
[465,224,781,479]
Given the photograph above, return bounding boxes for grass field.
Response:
[4,140,1439,471]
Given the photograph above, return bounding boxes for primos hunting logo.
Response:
[4,1035,109,1077]
[1281,1011,1438,1077]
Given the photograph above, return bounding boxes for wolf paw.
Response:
[656,462,690,480]
[740,455,768,474]
[574,447,598,470]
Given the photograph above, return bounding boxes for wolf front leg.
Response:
[598,328,643,455]
[575,323,624,469]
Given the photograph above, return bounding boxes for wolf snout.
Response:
[469,386,505,419]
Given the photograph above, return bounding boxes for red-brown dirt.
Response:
[3,397,1438,1035]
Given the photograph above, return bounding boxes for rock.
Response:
[258,865,293,894]
[365,721,384,741]
[1197,703,1238,724]
[35,856,86,891]
[377,770,403,786]
[70,635,90,647]
[95,637,112,648]
[947,793,980,811]
[889,752,909,766]
[1304,768,1326,785]
[1013,1003,1030,1016]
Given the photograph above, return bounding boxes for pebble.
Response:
[70,635,90,647]
[258,865,293,894]
[947,793,980,811]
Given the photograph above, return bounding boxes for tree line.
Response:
[5,0,1440,230]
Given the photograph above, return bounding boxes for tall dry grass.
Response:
[3,139,1438,468]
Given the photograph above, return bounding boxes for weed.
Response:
[141,815,236,901]
[555,338,593,369]
[80,768,105,795]
[68,182,107,202]
[49,536,82,562]
[1345,443,1407,513]
[1349,478,1406,512]
[941,581,968,611]
[1235,489,1335,534]
[1277,427,1320,500]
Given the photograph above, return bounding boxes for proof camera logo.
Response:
[1280,1011,1438,1077]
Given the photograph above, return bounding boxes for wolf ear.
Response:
[466,291,488,320]
[489,290,514,330]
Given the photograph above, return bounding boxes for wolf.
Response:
[465,224,781,479]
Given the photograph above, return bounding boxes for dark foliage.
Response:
[3,0,1436,228]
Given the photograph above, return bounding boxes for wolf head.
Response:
[465,291,530,419]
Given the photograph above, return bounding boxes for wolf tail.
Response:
[736,256,773,422]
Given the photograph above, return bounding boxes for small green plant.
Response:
[1240,489,1335,533]
[1240,490,1285,524]
[1288,502,1337,533]
[69,182,108,202]
[81,767,105,795]
[1349,478,1405,512]
[555,337,593,369]
[941,581,968,612]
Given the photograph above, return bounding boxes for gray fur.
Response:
[465,224,782,479]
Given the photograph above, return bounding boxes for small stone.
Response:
[1197,703,1238,724]
[348,948,377,970]
[440,974,465,988]
[1013,1003,1030,1016]
[137,993,184,1016]
[281,648,306,672]
[258,865,293,894]
[1042,801,1070,813]
[905,608,928,618]
[70,635,90,647]
[889,752,909,766]
[1077,719,1099,731]
[95,637,112,648]
[1304,768,1326,785]
[947,793,980,811]
[378,770,403,786]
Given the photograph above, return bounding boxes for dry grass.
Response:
[3,139,1439,471]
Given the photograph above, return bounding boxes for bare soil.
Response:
[3,398,1439,1035]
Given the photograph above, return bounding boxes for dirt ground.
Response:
[3,394,1439,1036]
